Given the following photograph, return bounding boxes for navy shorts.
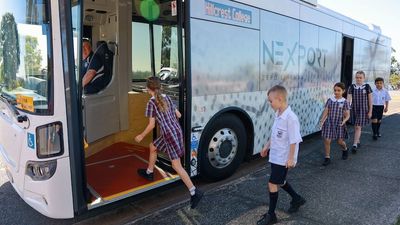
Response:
[269,163,288,185]
[371,105,384,120]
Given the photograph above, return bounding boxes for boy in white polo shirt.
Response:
[257,85,306,225]
[371,77,391,140]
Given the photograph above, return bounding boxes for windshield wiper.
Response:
[0,93,28,122]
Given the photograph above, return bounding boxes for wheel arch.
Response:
[200,107,254,161]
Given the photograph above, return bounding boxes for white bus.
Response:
[0,0,391,219]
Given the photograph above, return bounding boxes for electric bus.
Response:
[0,0,391,219]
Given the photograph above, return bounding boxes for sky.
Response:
[318,0,400,60]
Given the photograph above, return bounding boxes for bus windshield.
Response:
[0,0,52,114]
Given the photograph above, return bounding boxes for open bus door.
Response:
[0,0,85,218]
[341,36,354,98]
[74,0,186,211]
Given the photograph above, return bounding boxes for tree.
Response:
[390,55,399,75]
[0,35,2,83]
[0,13,20,90]
[161,26,171,68]
[390,53,400,89]
[24,36,42,75]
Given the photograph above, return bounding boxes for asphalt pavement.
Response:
[130,94,400,225]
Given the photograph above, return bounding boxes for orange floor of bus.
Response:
[85,142,177,201]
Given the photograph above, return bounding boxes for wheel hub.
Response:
[207,128,238,169]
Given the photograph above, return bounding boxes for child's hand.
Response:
[384,107,388,113]
[367,111,372,119]
[319,119,325,128]
[286,159,295,168]
[260,147,269,158]
[340,121,346,126]
[135,134,144,143]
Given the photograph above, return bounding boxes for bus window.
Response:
[0,0,53,115]
[132,22,152,81]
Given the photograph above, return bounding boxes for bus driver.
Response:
[81,39,112,94]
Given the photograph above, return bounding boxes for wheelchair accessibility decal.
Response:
[27,133,35,150]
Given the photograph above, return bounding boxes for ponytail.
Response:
[147,77,169,112]
[154,89,168,112]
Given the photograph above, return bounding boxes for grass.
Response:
[396,216,400,225]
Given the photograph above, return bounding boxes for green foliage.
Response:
[390,54,400,89]
[24,35,43,75]
[0,13,20,89]
[133,70,151,80]
[391,56,399,75]
[161,26,171,68]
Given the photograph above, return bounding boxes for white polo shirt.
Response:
[372,88,391,106]
[269,106,303,166]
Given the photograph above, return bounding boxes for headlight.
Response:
[26,160,57,181]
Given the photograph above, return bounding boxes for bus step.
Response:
[156,157,175,174]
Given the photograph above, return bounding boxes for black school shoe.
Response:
[257,213,277,225]
[137,169,154,181]
[190,189,203,209]
[352,145,357,154]
[373,134,378,140]
[342,149,348,160]
[322,157,331,166]
[288,196,306,213]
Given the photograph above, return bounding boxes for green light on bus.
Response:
[140,0,160,22]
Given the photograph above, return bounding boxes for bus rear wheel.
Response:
[199,113,247,181]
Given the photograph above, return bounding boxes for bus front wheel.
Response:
[199,113,247,181]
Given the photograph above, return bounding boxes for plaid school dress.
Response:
[348,84,372,126]
[145,95,184,160]
[321,97,350,139]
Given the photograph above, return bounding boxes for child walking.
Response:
[371,77,391,140]
[135,77,203,209]
[320,82,350,166]
[347,70,372,153]
[257,85,305,225]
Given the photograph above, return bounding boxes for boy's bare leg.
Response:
[268,182,278,192]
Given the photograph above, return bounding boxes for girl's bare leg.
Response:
[324,138,331,158]
[147,143,157,171]
[353,125,362,146]
[171,158,194,189]
[337,139,347,150]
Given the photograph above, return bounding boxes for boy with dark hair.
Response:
[257,85,306,225]
[371,77,391,140]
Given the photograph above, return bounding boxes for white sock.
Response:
[146,169,153,174]
[189,186,196,196]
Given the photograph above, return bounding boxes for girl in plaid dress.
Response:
[320,82,350,166]
[347,71,373,153]
[135,77,203,209]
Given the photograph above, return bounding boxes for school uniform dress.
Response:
[321,97,350,139]
[348,84,372,126]
[269,106,303,184]
[145,95,184,160]
[372,88,391,120]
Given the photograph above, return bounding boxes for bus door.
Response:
[341,36,354,97]
[132,0,185,170]
[0,0,80,218]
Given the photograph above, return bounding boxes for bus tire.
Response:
[199,113,247,181]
